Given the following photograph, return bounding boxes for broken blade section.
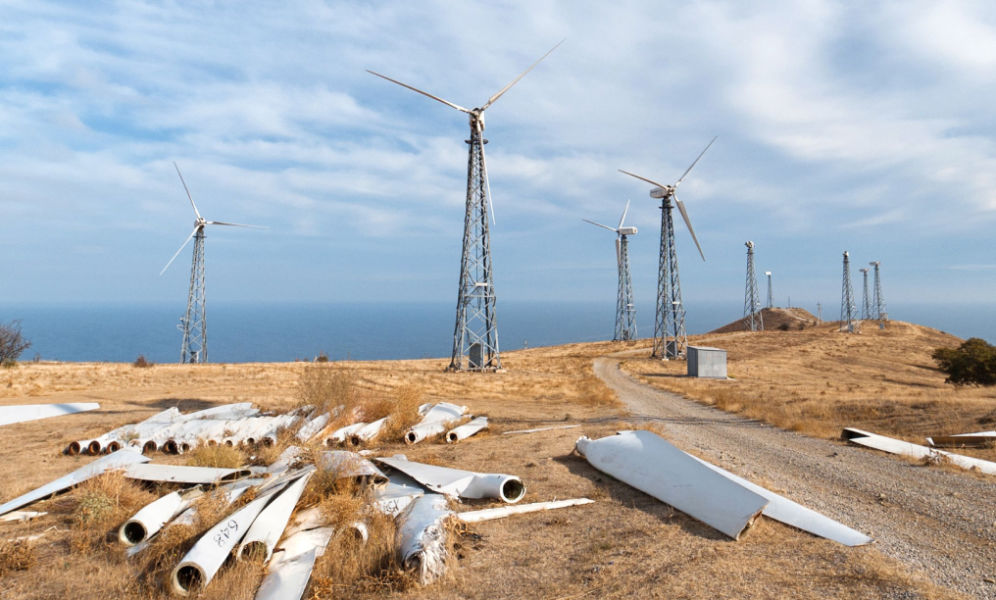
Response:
[396,493,454,585]
[375,455,525,503]
[844,427,996,476]
[575,431,767,540]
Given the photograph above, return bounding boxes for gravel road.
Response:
[593,357,996,599]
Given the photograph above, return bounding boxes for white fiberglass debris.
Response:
[349,416,389,446]
[844,427,996,476]
[404,402,468,445]
[119,486,204,546]
[373,472,427,517]
[0,449,149,517]
[446,416,488,443]
[375,455,525,503]
[926,430,996,447]
[325,421,366,446]
[0,510,47,523]
[170,476,295,596]
[238,469,315,562]
[281,507,325,539]
[67,407,182,455]
[683,452,872,546]
[575,431,768,540]
[502,424,580,435]
[457,498,595,523]
[123,463,252,485]
[295,412,331,442]
[267,446,305,476]
[254,526,334,600]
[318,451,389,487]
[1,402,100,427]
[396,494,453,585]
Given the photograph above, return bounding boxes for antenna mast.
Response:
[870,261,887,323]
[743,241,763,331]
[840,251,857,333]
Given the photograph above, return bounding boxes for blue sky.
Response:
[2,0,995,314]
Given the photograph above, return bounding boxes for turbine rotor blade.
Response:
[582,218,616,232]
[160,227,199,276]
[674,195,705,261]
[366,70,471,114]
[173,162,201,220]
[206,220,264,228]
[675,136,717,188]
[618,199,631,229]
[618,169,670,190]
[481,39,564,111]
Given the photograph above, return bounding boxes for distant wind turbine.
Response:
[583,200,638,341]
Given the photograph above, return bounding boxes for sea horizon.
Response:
[0,300,992,364]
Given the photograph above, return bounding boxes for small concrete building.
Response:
[687,345,727,379]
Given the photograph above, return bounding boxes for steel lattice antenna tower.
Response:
[161,162,258,364]
[859,267,871,320]
[620,138,715,359]
[765,271,773,308]
[369,42,561,371]
[840,251,857,333]
[870,261,888,322]
[743,241,763,331]
[584,200,638,341]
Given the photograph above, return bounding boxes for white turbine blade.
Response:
[582,218,616,232]
[173,162,202,220]
[618,169,670,190]
[479,131,496,225]
[674,136,717,189]
[366,70,472,114]
[160,227,198,276]
[674,195,705,261]
[481,39,564,111]
[618,199,631,229]
[206,220,264,228]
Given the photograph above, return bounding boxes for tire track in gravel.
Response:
[593,356,996,599]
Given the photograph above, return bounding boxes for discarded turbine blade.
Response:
[349,416,389,446]
[0,402,99,427]
[0,449,149,517]
[683,453,871,546]
[457,498,594,523]
[119,486,204,546]
[396,494,453,585]
[502,424,580,435]
[238,469,315,563]
[843,427,996,476]
[317,451,389,487]
[575,431,767,540]
[160,227,198,275]
[481,39,564,110]
[123,463,252,485]
[365,69,471,114]
[926,431,996,448]
[0,510,47,523]
[446,416,489,443]
[674,195,705,261]
[373,472,427,517]
[174,161,201,219]
[254,526,335,600]
[582,218,617,232]
[375,455,525,503]
[674,136,717,188]
[405,402,468,445]
[295,412,330,442]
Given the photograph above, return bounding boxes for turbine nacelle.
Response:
[618,226,638,236]
[649,186,675,199]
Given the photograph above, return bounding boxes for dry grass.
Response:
[620,320,996,462]
[0,540,35,575]
[184,443,247,468]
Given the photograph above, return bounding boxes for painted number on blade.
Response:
[213,520,238,547]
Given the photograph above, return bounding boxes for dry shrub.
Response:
[377,384,425,442]
[62,471,156,552]
[298,363,359,416]
[0,540,35,575]
[185,443,247,468]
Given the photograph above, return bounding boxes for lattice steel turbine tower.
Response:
[870,261,888,322]
[584,200,638,341]
[160,163,258,364]
[840,251,857,333]
[619,138,714,359]
[859,267,871,320]
[368,43,561,371]
[765,271,773,308]
[743,241,763,331]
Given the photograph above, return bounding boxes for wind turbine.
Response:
[368,41,562,372]
[583,200,638,341]
[619,137,715,359]
[160,162,257,364]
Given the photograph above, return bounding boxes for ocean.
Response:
[1,300,992,364]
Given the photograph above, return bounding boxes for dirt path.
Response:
[593,357,996,599]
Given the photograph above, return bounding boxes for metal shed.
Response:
[687,346,727,379]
